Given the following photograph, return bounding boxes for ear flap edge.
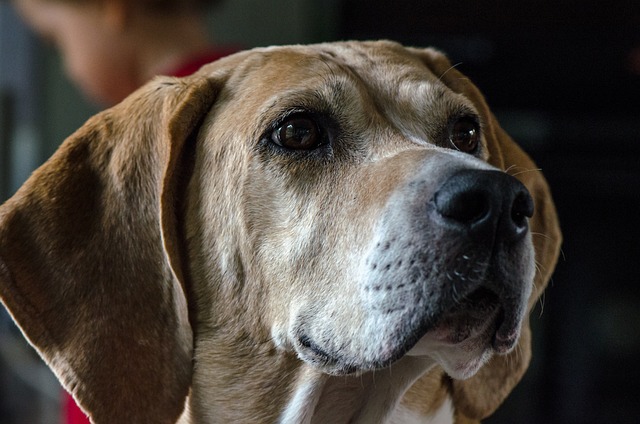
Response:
[0,74,220,423]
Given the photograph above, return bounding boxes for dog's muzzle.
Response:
[289,156,536,377]
[429,169,534,352]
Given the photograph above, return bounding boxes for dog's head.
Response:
[0,41,561,423]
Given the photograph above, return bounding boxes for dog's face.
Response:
[187,42,534,380]
[0,41,561,423]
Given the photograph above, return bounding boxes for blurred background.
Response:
[1,0,639,422]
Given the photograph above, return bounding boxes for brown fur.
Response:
[0,41,561,423]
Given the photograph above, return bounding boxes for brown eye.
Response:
[449,118,480,153]
[272,117,322,150]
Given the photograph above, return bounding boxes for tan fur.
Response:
[0,41,561,423]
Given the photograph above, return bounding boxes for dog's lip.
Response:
[294,334,361,375]
[425,287,521,353]
[294,331,400,376]
[297,334,334,363]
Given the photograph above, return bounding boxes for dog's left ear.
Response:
[411,47,562,419]
[0,73,220,423]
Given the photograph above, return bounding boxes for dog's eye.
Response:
[449,118,480,153]
[272,116,322,150]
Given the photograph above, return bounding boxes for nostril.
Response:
[434,189,491,225]
[511,191,534,225]
[508,190,534,240]
[432,170,534,243]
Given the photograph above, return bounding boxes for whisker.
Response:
[537,291,546,318]
[530,231,553,241]
[438,62,464,82]
[534,258,547,275]
[510,344,519,368]
[451,279,461,304]
[559,247,567,262]
[504,164,518,174]
[529,233,566,262]
[506,167,542,178]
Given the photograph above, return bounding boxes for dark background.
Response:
[339,0,640,422]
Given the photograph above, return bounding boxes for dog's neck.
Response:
[280,357,440,424]
[188,328,450,423]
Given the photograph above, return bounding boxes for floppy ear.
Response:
[412,47,562,419]
[0,74,219,423]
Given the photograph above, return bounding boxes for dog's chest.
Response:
[307,396,454,424]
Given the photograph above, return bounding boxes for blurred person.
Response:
[8,0,232,422]
[13,0,231,106]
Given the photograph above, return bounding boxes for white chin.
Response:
[406,333,493,380]
[441,349,493,380]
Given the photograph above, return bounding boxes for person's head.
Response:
[13,0,220,105]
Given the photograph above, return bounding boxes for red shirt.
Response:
[168,48,238,77]
[63,47,235,424]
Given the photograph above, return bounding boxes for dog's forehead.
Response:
[214,42,473,141]
[251,42,443,94]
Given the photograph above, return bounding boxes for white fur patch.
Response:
[278,367,327,424]
[389,397,453,424]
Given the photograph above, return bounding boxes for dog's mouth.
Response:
[427,287,502,345]
[412,283,526,352]
[295,334,361,375]
[405,284,528,379]
[293,285,524,376]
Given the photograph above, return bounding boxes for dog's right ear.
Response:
[0,69,223,423]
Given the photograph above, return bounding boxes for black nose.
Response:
[433,170,533,243]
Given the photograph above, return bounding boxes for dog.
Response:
[0,41,561,423]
